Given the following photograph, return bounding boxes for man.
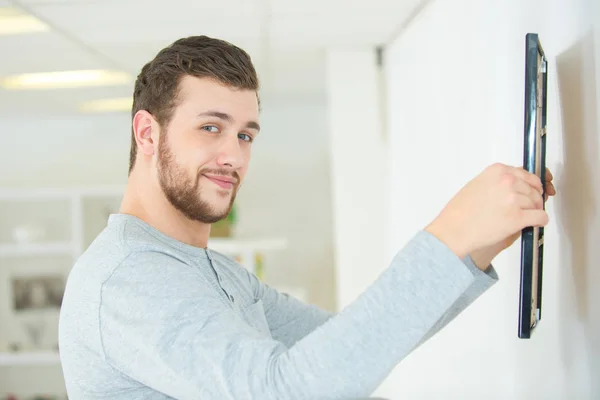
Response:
[58,35,556,399]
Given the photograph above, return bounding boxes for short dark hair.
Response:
[128,35,260,174]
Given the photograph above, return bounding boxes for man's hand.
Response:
[469,167,556,270]
[425,163,552,264]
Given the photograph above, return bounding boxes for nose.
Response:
[216,134,244,169]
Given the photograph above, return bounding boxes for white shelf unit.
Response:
[0,186,288,370]
[0,243,73,257]
[0,186,128,262]
[0,351,61,366]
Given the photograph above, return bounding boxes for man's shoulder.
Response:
[73,215,195,274]
[74,236,196,286]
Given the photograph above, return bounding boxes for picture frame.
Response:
[0,257,68,352]
[518,33,548,339]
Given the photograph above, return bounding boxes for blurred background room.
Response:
[0,0,598,399]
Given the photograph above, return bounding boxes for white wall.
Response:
[376,0,599,399]
[0,114,132,188]
[0,95,336,396]
[326,48,389,310]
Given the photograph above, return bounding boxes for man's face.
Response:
[156,75,260,224]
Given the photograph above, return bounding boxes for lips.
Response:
[203,174,236,189]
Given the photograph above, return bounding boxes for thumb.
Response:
[519,209,549,229]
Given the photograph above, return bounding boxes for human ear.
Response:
[132,110,158,157]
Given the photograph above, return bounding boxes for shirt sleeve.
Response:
[415,255,498,347]
[243,271,333,348]
[243,252,497,351]
[99,230,496,400]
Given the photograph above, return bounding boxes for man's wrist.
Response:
[469,247,497,271]
[424,221,469,260]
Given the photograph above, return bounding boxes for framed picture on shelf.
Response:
[11,274,65,313]
[0,258,69,352]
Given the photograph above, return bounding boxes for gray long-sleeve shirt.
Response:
[58,213,498,399]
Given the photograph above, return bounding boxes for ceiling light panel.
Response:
[0,70,131,89]
[79,97,132,113]
[0,7,49,35]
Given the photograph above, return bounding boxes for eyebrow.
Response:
[197,110,260,131]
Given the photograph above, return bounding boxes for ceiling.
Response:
[0,0,423,116]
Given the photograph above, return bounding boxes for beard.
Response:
[157,134,239,224]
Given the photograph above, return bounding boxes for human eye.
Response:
[201,125,220,133]
[238,133,254,143]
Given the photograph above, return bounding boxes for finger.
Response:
[515,193,537,210]
[544,182,556,201]
[545,168,553,181]
[511,167,543,195]
[512,177,544,208]
[512,176,537,197]
[520,209,549,229]
[515,191,543,210]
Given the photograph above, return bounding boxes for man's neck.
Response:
[119,174,211,249]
